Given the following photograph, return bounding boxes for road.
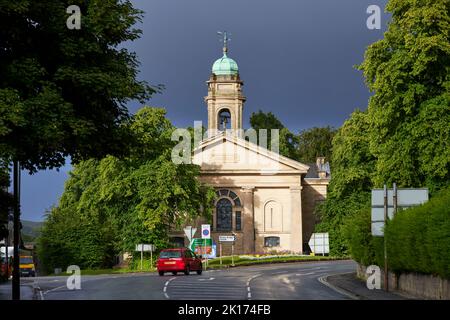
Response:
[18,260,357,300]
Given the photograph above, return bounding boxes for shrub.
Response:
[385,186,450,279]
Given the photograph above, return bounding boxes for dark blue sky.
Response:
[19,0,389,221]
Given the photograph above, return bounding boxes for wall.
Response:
[357,264,450,300]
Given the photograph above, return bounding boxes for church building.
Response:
[171,36,330,255]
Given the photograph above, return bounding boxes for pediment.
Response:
[193,133,309,174]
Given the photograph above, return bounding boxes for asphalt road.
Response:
[25,260,357,300]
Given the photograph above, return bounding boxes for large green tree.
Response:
[0,0,158,172]
[297,126,336,164]
[316,111,374,254]
[360,0,450,191]
[38,107,215,272]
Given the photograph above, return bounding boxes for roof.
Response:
[194,132,310,173]
[212,53,239,75]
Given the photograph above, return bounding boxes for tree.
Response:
[0,0,159,172]
[315,111,374,254]
[297,126,336,163]
[38,107,215,271]
[359,0,450,191]
[249,110,299,159]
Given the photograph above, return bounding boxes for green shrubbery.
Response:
[385,187,450,279]
[343,186,450,279]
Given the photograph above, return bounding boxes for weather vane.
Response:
[217,31,231,54]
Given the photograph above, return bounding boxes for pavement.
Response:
[0,280,36,300]
[0,260,414,300]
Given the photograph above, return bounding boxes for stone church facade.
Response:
[170,42,330,255]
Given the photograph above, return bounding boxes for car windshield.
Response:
[20,257,33,264]
[159,251,182,259]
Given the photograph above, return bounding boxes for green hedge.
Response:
[385,187,450,279]
[344,186,450,280]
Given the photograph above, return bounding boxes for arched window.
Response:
[218,108,231,131]
[216,198,232,231]
[215,189,242,232]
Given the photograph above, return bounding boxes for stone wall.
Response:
[357,264,450,300]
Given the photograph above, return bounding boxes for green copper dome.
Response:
[212,53,239,75]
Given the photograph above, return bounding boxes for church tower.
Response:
[205,32,246,137]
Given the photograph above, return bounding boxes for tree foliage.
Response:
[297,126,336,164]
[0,0,159,172]
[38,107,215,272]
[249,110,335,163]
[360,0,450,191]
[319,0,450,257]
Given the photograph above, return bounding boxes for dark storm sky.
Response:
[19,0,389,221]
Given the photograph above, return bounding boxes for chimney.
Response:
[316,157,326,179]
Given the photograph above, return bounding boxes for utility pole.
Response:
[12,161,20,300]
[383,184,388,292]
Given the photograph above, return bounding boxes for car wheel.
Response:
[184,266,190,275]
[172,271,177,275]
[158,271,164,276]
[196,269,202,275]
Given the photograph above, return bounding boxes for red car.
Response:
[157,248,202,276]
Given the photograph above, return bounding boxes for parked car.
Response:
[157,248,202,276]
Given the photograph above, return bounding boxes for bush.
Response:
[385,186,450,279]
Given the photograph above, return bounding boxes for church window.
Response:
[264,237,280,247]
[215,189,242,231]
[235,211,241,231]
[216,198,233,231]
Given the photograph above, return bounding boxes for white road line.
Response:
[295,272,315,276]
[317,274,359,300]
[246,274,262,300]
[163,277,177,299]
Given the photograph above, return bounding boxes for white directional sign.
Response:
[135,244,155,252]
[184,226,197,242]
[219,235,235,242]
[371,188,429,236]
[308,233,329,255]
[201,224,211,239]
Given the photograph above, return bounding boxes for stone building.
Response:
[170,40,330,255]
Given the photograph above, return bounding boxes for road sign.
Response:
[201,224,211,239]
[184,226,197,242]
[190,238,216,258]
[308,233,329,255]
[371,187,428,236]
[135,244,155,252]
[219,235,235,242]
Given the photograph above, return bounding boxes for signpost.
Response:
[184,226,197,242]
[201,225,210,270]
[135,244,155,271]
[308,233,329,256]
[218,235,236,266]
[371,184,429,291]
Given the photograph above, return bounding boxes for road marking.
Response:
[163,277,177,299]
[246,274,262,300]
[198,277,215,281]
[317,273,359,300]
[271,271,286,275]
[295,272,315,276]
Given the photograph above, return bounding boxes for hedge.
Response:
[385,186,450,279]
[344,186,450,279]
